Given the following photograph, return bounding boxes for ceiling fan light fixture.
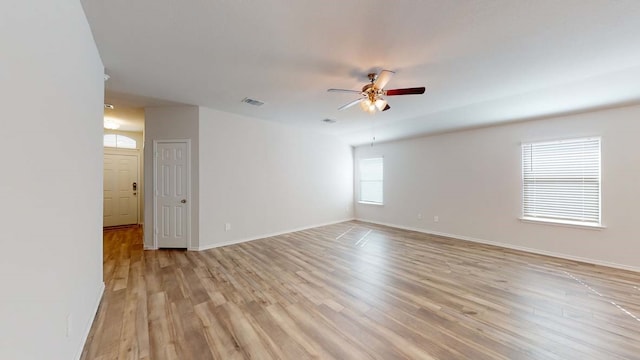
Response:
[374,98,387,111]
[360,98,371,111]
[360,99,376,114]
[329,69,425,114]
[104,118,120,130]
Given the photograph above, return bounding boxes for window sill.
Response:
[358,201,384,206]
[519,217,605,230]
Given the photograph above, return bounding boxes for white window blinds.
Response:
[360,158,383,204]
[522,137,601,226]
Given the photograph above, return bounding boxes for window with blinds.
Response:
[522,137,601,226]
[359,157,383,204]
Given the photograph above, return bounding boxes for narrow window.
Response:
[359,157,383,204]
[522,137,601,226]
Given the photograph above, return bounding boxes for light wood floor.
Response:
[82,221,640,359]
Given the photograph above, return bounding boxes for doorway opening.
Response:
[102,105,145,228]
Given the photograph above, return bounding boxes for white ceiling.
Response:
[82,0,640,145]
[103,90,183,132]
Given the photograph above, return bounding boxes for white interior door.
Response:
[104,153,138,227]
[155,141,190,248]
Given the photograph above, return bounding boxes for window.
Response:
[359,157,383,204]
[522,137,601,226]
[104,134,137,149]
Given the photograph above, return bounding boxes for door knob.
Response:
[181,199,187,204]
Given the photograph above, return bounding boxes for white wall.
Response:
[0,1,105,359]
[198,107,353,249]
[355,105,640,270]
[144,106,199,248]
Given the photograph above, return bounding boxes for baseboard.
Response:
[198,218,356,251]
[143,245,157,250]
[356,218,640,273]
[75,281,105,360]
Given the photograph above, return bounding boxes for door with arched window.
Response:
[104,134,140,227]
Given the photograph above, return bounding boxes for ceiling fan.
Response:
[327,70,425,114]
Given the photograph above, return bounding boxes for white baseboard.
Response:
[357,218,640,273]
[75,282,105,360]
[198,218,356,251]
[143,245,157,250]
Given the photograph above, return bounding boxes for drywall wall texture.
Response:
[0,1,105,359]
[144,106,200,249]
[355,105,640,270]
[199,107,354,249]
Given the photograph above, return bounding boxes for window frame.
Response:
[358,157,384,205]
[520,136,603,229]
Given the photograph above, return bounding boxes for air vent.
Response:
[322,118,337,124]
[241,97,265,107]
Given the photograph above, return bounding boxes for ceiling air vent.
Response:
[322,118,337,124]
[241,97,265,107]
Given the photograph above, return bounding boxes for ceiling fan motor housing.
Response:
[362,83,374,93]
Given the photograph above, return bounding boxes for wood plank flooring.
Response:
[81,221,640,359]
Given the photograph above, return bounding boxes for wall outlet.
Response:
[417,212,423,220]
[224,223,231,231]
[434,216,439,223]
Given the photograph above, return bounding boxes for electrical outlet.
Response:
[225,223,231,231]
[417,212,423,220]
[434,216,439,223]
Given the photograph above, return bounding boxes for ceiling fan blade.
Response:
[374,70,395,89]
[338,98,363,110]
[327,88,362,94]
[382,104,391,111]
[385,87,426,96]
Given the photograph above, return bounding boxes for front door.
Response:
[155,141,189,248]
[104,153,138,226]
